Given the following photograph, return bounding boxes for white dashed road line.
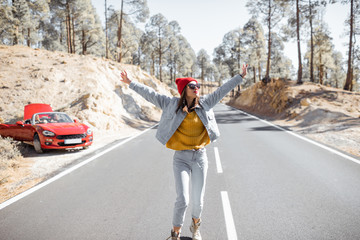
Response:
[215,146,237,239]
[221,191,238,240]
[214,147,223,173]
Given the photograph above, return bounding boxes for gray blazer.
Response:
[129,75,243,145]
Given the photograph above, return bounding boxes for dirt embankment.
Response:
[229,79,360,157]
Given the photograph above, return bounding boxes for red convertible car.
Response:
[0,104,93,153]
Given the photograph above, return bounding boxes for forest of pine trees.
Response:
[0,0,359,91]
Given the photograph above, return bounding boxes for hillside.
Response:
[0,45,176,203]
[0,45,177,127]
[229,79,360,157]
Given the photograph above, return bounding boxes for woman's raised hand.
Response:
[120,70,131,85]
[241,64,248,78]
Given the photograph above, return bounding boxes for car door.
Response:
[11,122,35,141]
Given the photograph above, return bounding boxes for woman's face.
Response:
[185,81,200,99]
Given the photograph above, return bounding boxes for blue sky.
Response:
[92,0,349,69]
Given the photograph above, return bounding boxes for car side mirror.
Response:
[74,119,78,123]
[16,121,24,127]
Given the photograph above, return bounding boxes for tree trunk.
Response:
[258,62,261,82]
[237,50,241,74]
[66,15,71,53]
[158,27,162,81]
[173,62,177,81]
[201,62,205,95]
[253,66,256,83]
[11,0,19,45]
[350,68,353,91]
[59,22,63,45]
[169,51,174,83]
[344,0,353,91]
[319,52,323,85]
[151,53,155,76]
[350,33,355,91]
[65,1,72,54]
[170,66,173,83]
[265,0,272,78]
[72,16,76,53]
[309,0,314,82]
[27,28,31,47]
[13,27,19,45]
[82,30,86,55]
[117,0,124,62]
[296,0,303,84]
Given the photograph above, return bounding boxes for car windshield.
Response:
[32,112,73,124]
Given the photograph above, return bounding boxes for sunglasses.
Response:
[187,83,201,90]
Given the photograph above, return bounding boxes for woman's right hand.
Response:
[241,64,248,78]
[120,70,131,85]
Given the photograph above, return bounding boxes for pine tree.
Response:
[303,0,327,83]
[304,22,335,85]
[174,35,196,79]
[165,21,181,83]
[0,0,14,44]
[11,0,31,45]
[116,0,149,63]
[243,17,267,83]
[76,0,105,56]
[26,0,50,47]
[343,0,355,90]
[246,0,289,78]
[145,13,171,82]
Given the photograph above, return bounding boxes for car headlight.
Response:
[86,129,92,135]
[43,130,55,137]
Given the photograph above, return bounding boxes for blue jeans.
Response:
[172,148,208,227]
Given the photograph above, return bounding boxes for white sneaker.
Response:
[190,219,202,240]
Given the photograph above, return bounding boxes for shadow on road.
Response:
[19,142,84,158]
[180,237,192,240]
[249,125,291,131]
[215,112,257,125]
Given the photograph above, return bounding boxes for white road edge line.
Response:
[0,124,158,211]
[227,105,360,165]
[221,191,238,240]
[214,147,223,173]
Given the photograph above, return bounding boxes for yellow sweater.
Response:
[166,111,210,151]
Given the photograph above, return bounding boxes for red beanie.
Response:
[175,77,198,95]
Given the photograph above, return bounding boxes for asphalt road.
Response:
[1,104,360,240]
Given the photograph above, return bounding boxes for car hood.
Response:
[42,123,87,135]
[24,104,53,120]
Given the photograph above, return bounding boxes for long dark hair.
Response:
[176,85,200,113]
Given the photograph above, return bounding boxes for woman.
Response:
[120,64,247,240]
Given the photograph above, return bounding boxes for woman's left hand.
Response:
[120,70,131,85]
[241,64,248,78]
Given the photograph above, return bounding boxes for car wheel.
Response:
[34,134,43,153]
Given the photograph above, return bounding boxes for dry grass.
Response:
[0,136,23,184]
[0,136,42,203]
